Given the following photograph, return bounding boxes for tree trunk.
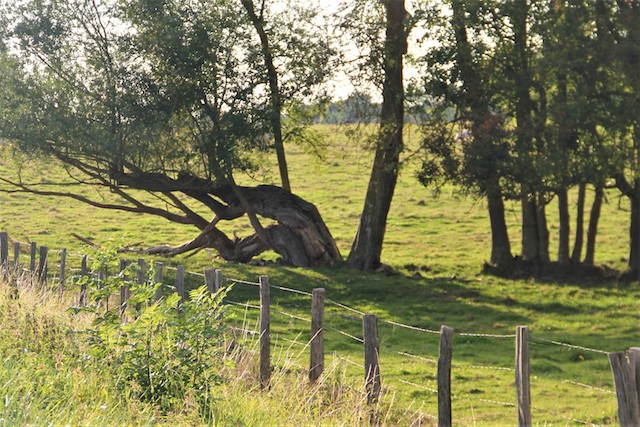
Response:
[536,193,550,263]
[241,0,291,192]
[521,191,539,261]
[558,188,571,264]
[348,0,406,271]
[488,188,513,266]
[629,190,640,278]
[584,185,603,266]
[571,183,586,264]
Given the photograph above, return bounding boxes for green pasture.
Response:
[0,125,638,425]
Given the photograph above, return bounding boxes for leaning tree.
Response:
[0,0,340,267]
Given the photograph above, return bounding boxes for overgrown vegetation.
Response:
[0,255,428,426]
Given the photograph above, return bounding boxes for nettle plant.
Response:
[72,245,232,414]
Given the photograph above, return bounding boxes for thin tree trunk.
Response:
[241,0,291,192]
[488,188,512,266]
[348,0,406,271]
[584,185,603,266]
[629,189,640,278]
[558,188,571,264]
[571,183,586,264]
[521,191,539,261]
[537,192,550,263]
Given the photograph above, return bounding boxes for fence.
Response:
[0,231,636,425]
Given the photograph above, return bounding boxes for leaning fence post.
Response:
[0,232,8,275]
[79,255,88,306]
[175,265,185,307]
[13,242,20,272]
[438,325,454,427]
[135,258,145,314]
[119,260,130,320]
[30,242,37,275]
[516,326,532,427]
[59,248,66,295]
[259,275,271,390]
[154,262,164,302]
[204,268,215,294]
[363,314,381,405]
[609,351,640,425]
[309,288,325,383]
[38,246,48,285]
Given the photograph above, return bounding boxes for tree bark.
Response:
[629,188,640,278]
[558,188,571,264]
[571,183,586,264]
[451,0,513,267]
[241,0,291,192]
[348,0,406,271]
[584,185,603,266]
[536,193,550,263]
[521,191,539,261]
[488,188,513,266]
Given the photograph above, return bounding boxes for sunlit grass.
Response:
[0,124,636,424]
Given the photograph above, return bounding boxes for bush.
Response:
[74,246,231,416]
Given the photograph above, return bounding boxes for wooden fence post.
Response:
[79,255,88,306]
[119,260,130,320]
[363,314,381,405]
[259,275,271,390]
[135,258,145,314]
[214,269,223,292]
[0,232,8,274]
[38,246,48,284]
[13,242,20,272]
[309,288,325,383]
[176,265,185,307]
[59,248,66,295]
[204,268,216,294]
[29,242,38,274]
[609,351,640,425]
[516,326,532,427]
[154,262,164,302]
[438,325,454,427]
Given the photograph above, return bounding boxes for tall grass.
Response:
[0,268,428,426]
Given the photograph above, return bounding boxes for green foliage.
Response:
[73,245,232,416]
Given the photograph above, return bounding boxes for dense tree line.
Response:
[416,0,640,276]
[1,0,639,275]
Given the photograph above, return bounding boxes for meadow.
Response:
[0,125,638,425]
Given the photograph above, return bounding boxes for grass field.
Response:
[0,125,638,425]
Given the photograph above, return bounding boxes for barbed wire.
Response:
[561,379,616,395]
[380,319,440,335]
[530,335,610,355]
[458,332,515,338]
[560,415,600,426]
[389,350,437,365]
[269,284,313,297]
[474,398,516,408]
[396,378,438,394]
[325,298,366,317]
[325,325,364,344]
[227,278,260,287]
[226,300,261,311]
[333,354,365,369]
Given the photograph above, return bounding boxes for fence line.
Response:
[0,232,627,425]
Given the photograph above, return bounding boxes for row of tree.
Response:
[0,0,639,276]
[415,0,640,276]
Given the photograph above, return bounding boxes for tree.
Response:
[417,0,514,266]
[346,0,409,271]
[0,0,340,267]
